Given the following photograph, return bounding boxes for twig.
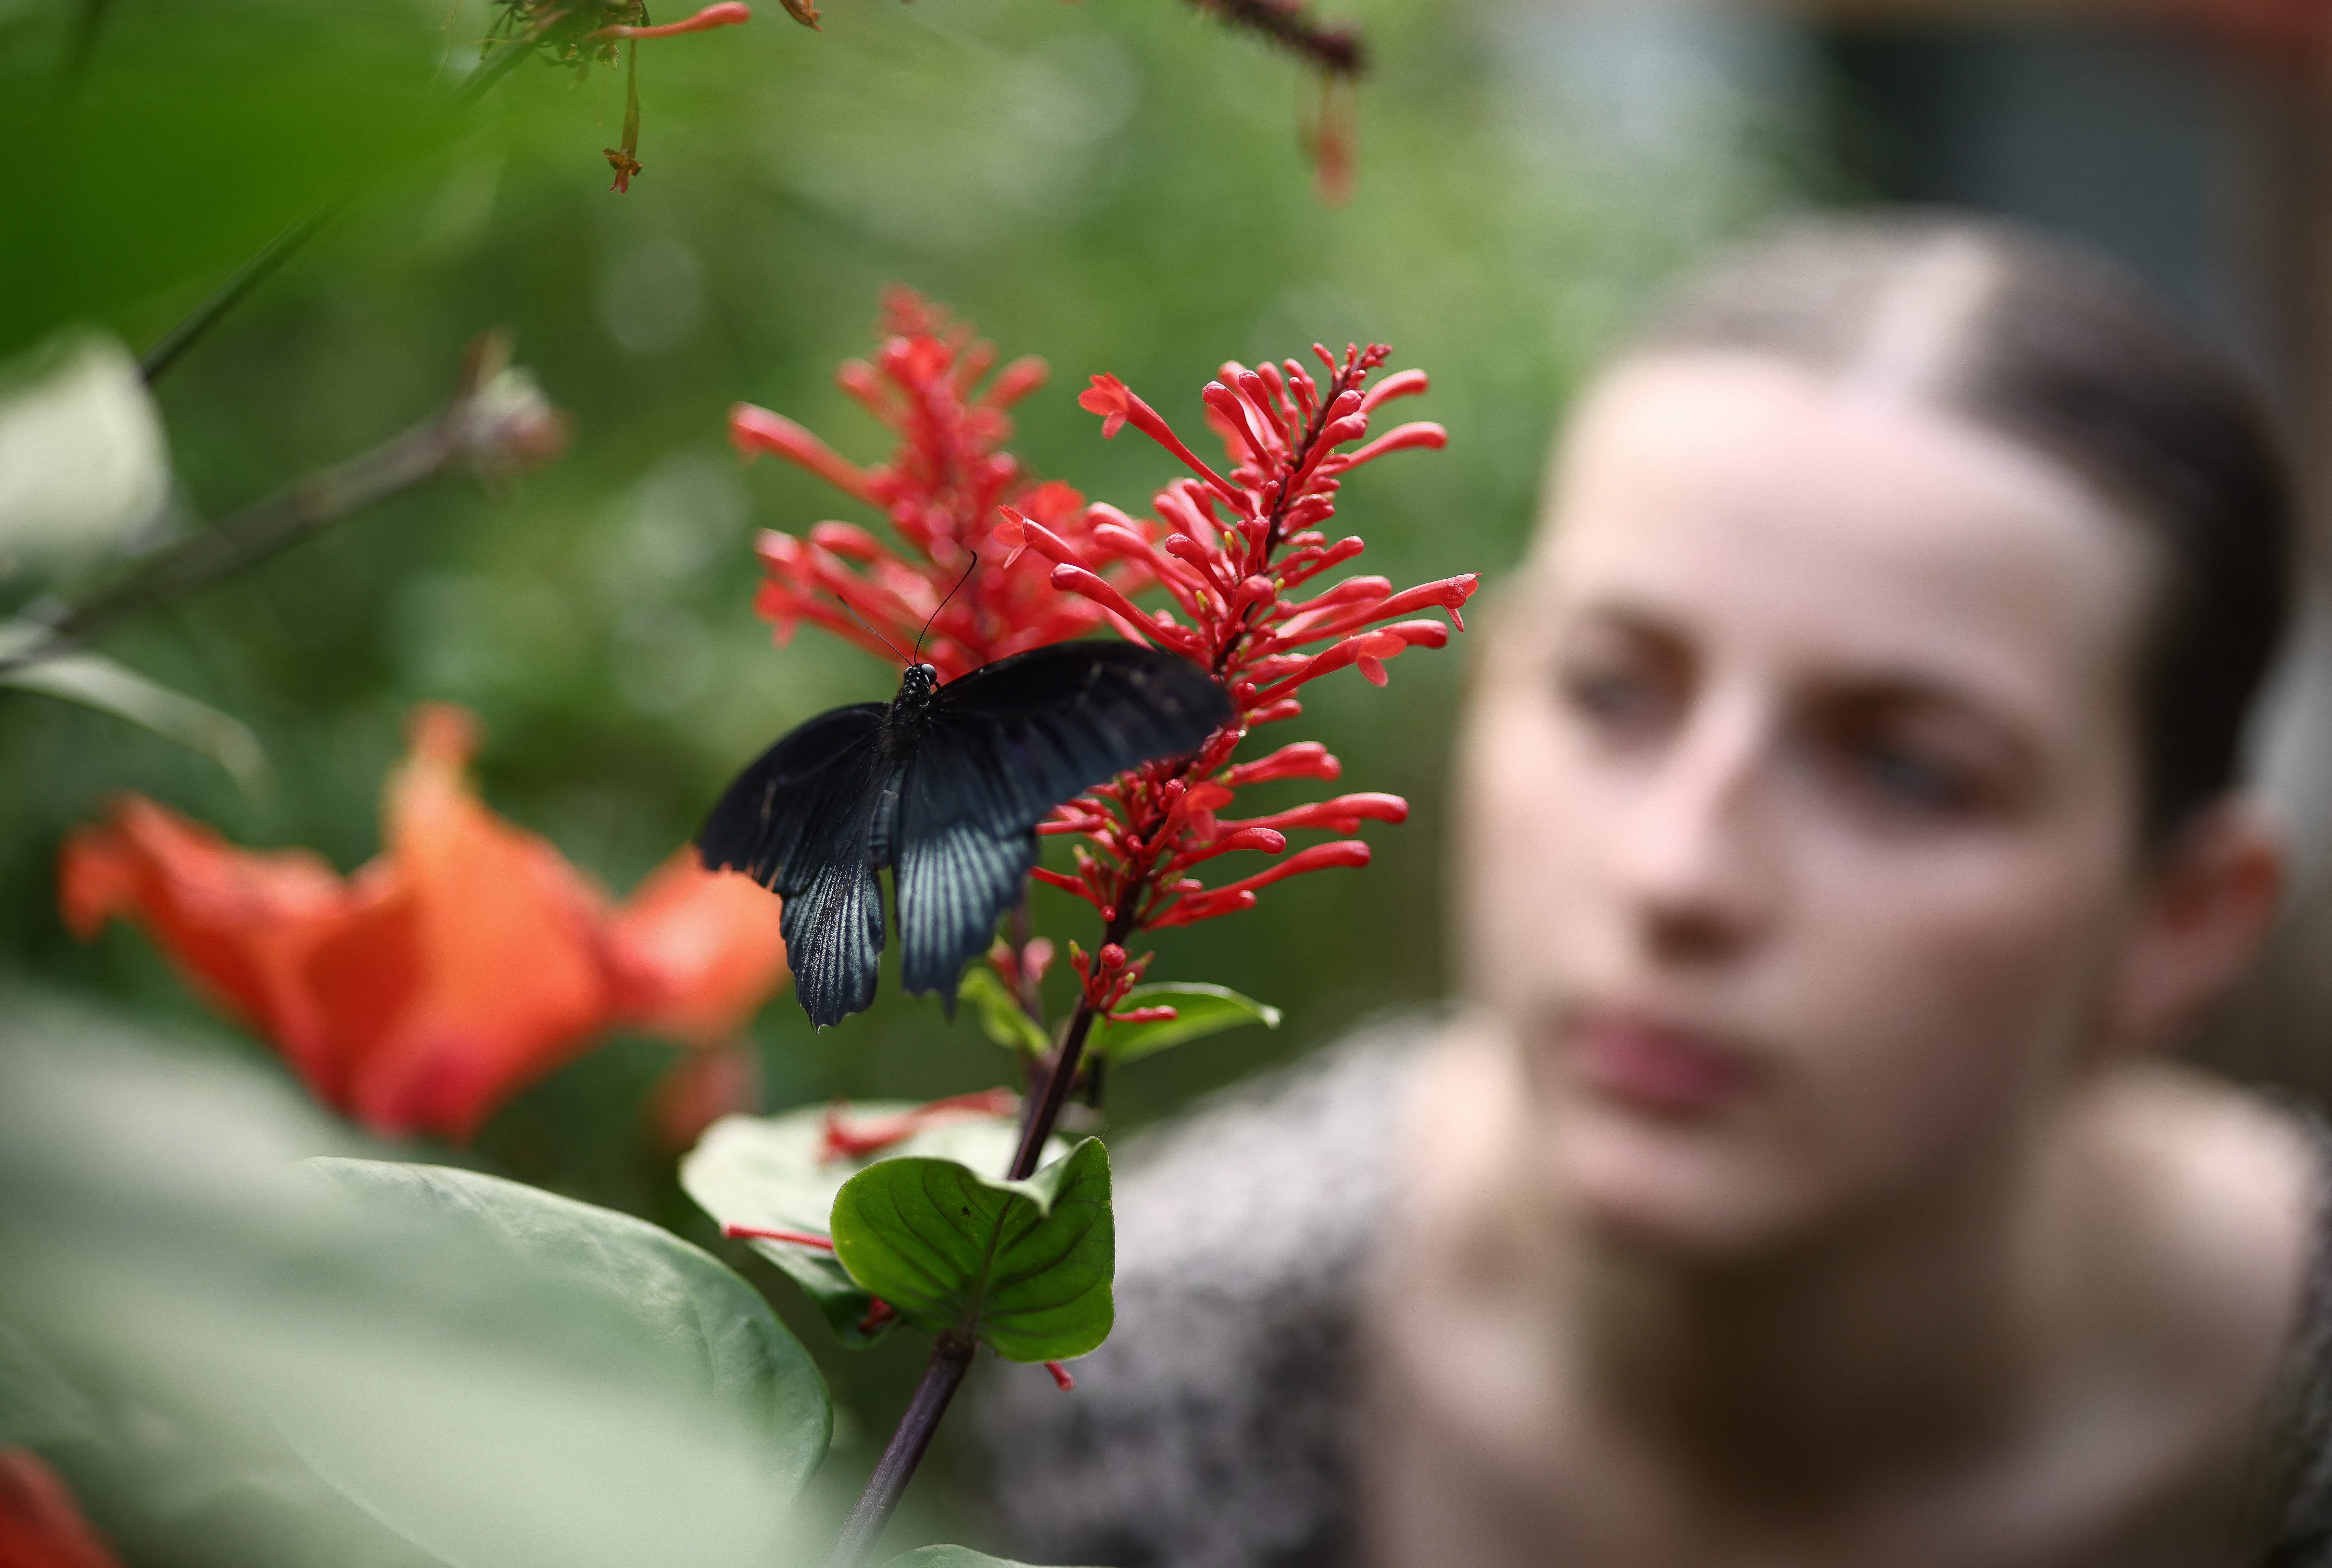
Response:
[1186,0,1364,77]
[1,335,565,676]
[138,208,336,384]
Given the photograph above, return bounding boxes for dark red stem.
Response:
[820,1333,976,1568]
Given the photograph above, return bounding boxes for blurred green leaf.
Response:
[958,965,1049,1058]
[0,981,821,1568]
[295,1156,832,1554]
[0,1317,100,1449]
[830,1138,1112,1364]
[883,1550,1096,1568]
[1090,982,1281,1065]
[681,1101,1061,1348]
[0,629,269,795]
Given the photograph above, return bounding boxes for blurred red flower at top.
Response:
[59,704,789,1143]
[729,286,1158,678]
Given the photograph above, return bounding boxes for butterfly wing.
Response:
[894,643,1232,1007]
[696,703,892,1029]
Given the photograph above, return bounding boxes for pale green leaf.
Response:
[883,1549,1099,1568]
[681,1101,1062,1348]
[0,628,268,795]
[0,332,169,568]
[958,965,1050,1057]
[1091,982,1280,1064]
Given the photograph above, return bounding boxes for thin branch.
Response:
[2,335,565,677]
[138,208,336,384]
[135,20,550,386]
[1186,0,1364,78]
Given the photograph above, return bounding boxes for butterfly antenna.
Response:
[916,553,977,663]
[844,603,913,665]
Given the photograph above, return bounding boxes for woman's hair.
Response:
[1628,211,2297,846]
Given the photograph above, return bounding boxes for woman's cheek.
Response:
[1777,838,2124,1209]
[1456,685,1600,1013]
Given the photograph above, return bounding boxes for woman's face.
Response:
[1458,354,2162,1256]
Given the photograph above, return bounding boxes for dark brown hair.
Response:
[1631,211,2296,845]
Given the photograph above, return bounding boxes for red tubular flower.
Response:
[719,297,1470,1039]
[815,1088,1022,1160]
[59,705,791,1143]
[1021,344,1474,1004]
[731,290,1156,679]
[592,1,752,37]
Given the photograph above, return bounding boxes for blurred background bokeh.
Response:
[10,0,2332,1553]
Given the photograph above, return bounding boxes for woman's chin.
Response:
[1551,1102,1823,1262]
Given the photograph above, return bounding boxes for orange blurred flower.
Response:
[60,704,789,1143]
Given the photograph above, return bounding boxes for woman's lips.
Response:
[1567,1009,1761,1114]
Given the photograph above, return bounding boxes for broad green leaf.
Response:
[830,1138,1112,1363]
[1,623,269,796]
[958,965,1050,1058]
[1090,982,1281,1065]
[0,982,816,1568]
[883,1549,1098,1568]
[0,1317,98,1449]
[682,1101,1061,1348]
[297,1160,832,1519]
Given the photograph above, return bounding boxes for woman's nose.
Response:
[1612,689,1777,965]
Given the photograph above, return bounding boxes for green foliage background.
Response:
[0,0,1815,1548]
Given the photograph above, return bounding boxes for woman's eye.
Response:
[1558,661,1672,735]
[1842,735,1976,816]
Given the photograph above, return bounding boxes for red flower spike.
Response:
[1045,1361,1076,1391]
[815,1087,1021,1162]
[724,1223,836,1251]
[722,304,1467,1067]
[736,295,1156,679]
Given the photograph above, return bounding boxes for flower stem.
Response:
[821,905,1132,1568]
[819,1332,976,1568]
[0,335,560,676]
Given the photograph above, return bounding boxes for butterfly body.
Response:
[699,642,1231,1028]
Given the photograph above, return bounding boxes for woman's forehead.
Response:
[1533,355,2158,719]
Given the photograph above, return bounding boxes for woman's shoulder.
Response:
[976,1010,1439,1568]
[2077,1064,2332,1564]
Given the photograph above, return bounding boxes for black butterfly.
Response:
[698,641,1233,1028]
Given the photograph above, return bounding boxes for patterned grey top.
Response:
[978,1018,2332,1568]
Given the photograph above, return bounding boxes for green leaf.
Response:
[0,623,269,796]
[0,982,819,1568]
[830,1138,1112,1364]
[681,1101,1062,1348]
[882,1549,1098,1568]
[1090,982,1281,1064]
[958,965,1050,1058]
[0,1317,99,1449]
[283,1160,830,1566]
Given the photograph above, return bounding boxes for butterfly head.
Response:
[899,661,939,706]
